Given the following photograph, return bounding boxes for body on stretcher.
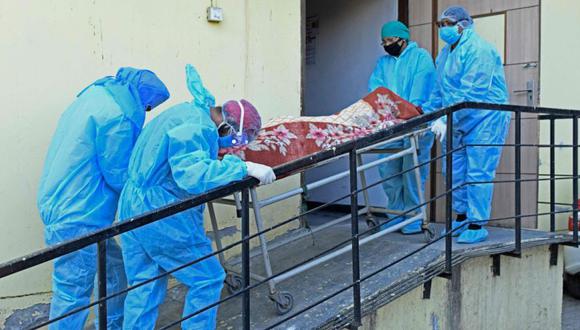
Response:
[208,127,435,315]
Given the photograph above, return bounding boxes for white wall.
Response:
[537,0,580,231]
[304,0,398,205]
[0,0,302,322]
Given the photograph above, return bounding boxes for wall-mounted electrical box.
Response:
[207,7,224,22]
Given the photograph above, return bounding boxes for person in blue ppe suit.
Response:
[37,68,170,329]
[429,6,510,244]
[118,64,276,329]
[368,21,436,234]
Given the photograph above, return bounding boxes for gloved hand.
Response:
[430,118,447,143]
[245,162,276,185]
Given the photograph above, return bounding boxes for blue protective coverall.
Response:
[118,65,247,329]
[37,68,169,329]
[429,28,510,227]
[368,41,436,233]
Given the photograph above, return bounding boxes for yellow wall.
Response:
[537,0,580,231]
[0,0,301,322]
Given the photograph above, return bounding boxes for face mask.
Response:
[383,40,403,57]
[218,135,235,148]
[439,25,461,45]
[218,134,249,148]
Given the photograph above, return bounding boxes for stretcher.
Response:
[208,127,436,315]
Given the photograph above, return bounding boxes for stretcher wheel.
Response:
[366,216,379,233]
[272,291,294,315]
[366,217,378,228]
[423,224,436,243]
[225,273,243,294]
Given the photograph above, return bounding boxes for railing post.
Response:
[349,149,362,328]
[97,241,107,330]
[573,116,578,243]
[515,111,522,254]
[430,145,438,223]
[241,188,251,329]
[550,117,556,232]
[445,111,453,273]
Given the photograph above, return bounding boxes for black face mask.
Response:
[383,40,404,57]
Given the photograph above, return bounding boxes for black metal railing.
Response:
[0,102,579,329]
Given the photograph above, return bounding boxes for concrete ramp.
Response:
[157,211,569,329]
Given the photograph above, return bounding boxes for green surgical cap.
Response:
[381,21,410,40]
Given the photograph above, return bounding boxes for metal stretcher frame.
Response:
[207,127,435,314]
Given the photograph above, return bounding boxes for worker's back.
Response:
[124,102,216,190]
[37,86,129,230]
[118,102,220,247]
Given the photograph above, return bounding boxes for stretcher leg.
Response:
[208,202,227,266]
[250,188,294,315]
[409,135,435,242]
[208,202,244,294]
[357,154,379,231]
[250,189,276,293]
[234,192,242,218]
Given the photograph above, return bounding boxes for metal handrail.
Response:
[1,101,579,330]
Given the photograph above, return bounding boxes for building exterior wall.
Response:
[361,277,450,330]
[1,0,577,326]
[0,0,301,324]
[537,0,580,231]
[361,245,563,330]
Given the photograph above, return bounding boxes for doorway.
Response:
[303,0,398,207]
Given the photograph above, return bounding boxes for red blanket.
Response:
[219,87,420,168]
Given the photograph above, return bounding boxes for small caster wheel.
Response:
[270,291,294,315]
[423,224,436,243]
[366,217,379,234]
[367,218,378,228]
[225,273,243,294]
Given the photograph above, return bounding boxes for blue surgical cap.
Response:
[440,6,473,28]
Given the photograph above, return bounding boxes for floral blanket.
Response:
[219,87,420,168]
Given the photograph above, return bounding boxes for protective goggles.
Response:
[436,19,458,28]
